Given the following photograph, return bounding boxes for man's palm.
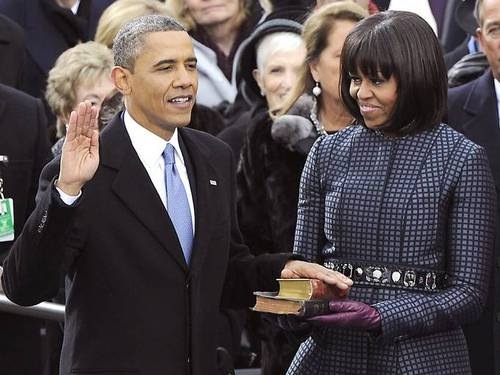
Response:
[58,101,99,195]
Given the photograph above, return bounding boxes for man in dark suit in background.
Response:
[0,14,24,89]
[1,15,352,375]
[447,0,500,373]
[0,0,114,99]
[0,83,51,373]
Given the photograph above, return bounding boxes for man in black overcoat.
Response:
[0,14,24,89]
[0,0,114,99]
[0,83,51,373]
[447,0,500,373]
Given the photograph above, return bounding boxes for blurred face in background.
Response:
[62,74,114,125]
[476,0,500,81]
[74,75,115,117]
[253,45,306,111]
[184,0,241,28]
[309,19,358,107]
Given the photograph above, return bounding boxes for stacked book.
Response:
[252,278,335,318]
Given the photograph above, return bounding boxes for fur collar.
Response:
[271,94,318,154]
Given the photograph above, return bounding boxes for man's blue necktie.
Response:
[163,143,193,264]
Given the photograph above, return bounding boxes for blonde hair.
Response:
[95,0,172,48]
[45,42,113,134]
[278,1,367,116]
[167,0,249,31]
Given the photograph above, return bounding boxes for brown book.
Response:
[252,278,335,317]
[275,278,337,300]
[252,291,331,317]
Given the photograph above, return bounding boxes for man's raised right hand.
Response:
[56,101,100,196]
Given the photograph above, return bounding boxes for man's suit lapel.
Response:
[178,128,220,273]
[462,70,500,186]
[100,115,188,271]
[462,71,498,133]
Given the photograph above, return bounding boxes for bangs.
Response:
[340,11,447,135]
[343,23,395,80]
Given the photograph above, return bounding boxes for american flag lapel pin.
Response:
[210,180,217,186]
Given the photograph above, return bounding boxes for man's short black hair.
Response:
[340,11,447,135]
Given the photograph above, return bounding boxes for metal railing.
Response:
[0,293,64,322]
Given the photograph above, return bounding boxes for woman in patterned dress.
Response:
[287,10,497,375]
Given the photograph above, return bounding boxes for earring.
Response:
[312,81,322,97]
[260,90,266,97]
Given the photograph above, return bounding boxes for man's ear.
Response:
[112,66,132,95]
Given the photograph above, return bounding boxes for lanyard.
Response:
[0,155,8,199]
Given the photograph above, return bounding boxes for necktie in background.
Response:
[163,143,193,264]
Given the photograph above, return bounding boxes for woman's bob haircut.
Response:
[340,11,447,135]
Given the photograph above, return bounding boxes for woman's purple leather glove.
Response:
[308,300,381,331]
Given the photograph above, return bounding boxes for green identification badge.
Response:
[0,198,14,241]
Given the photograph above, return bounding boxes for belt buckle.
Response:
[425,272,437,290]
[403,270,416,287]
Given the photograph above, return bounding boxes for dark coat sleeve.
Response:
[1,158,80,306]
[375,145,496,342]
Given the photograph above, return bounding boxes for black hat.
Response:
[455,0,478,35]
[232,18,303,104]
[265,6,311,23]
[270,0,315,9]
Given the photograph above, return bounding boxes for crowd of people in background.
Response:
[0,0,499,374]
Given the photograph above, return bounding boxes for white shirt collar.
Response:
[494,78,500,102]
[123,110,185,169]
[122,110,195,234]
[494,78,500,127]
[71,0,80,14]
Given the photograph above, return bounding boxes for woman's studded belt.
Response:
[324,259,447,292]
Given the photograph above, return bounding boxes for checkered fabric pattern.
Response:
[288,124,496,375]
